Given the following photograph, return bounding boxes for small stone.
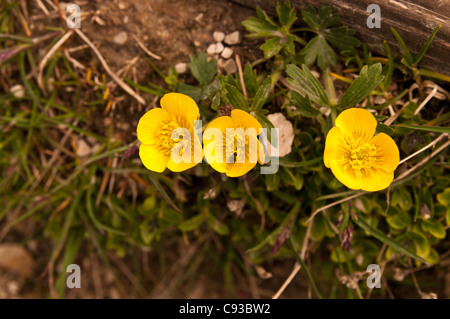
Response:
[194,13,204,24]
[10,84,25,98]
[267,113,295,157]
[213,31,225,42]
[311,70,320,79]
[224,31,240,45]
[374,95,386,104]
[123,16,129,24]
[0,244,35,278]
[222,59,237,74]
[215,42,224,54]
[221,47,233,59]
[206,43,216,55]
[76,138,91,157]
[118,2,128,10]
[194,40,201,47]
[113,31,127,45]
[175,62,188,74]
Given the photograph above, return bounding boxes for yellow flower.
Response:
[137,93,202,173]
[203,109,265,177]
[324,108,399,192]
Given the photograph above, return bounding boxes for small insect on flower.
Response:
[324,108,399,192]
[203,109,265,177]
[136,93,202,173]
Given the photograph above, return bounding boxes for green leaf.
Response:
[386,209,412,230]
[207,214,229,235]
[265,173,280,191]
[225,83,249,111]
[323,26,360,51]
[302,5,339,30]
[421,219,446,239]
[178,214,204,232]
[300,35,337,70]
[413,25,440,66]
[189,52,217,85]
[247,202,300,253]
[252,77,272,111]
[243,63,258,97]
[353,214,428,264]
[331,246,352,263]
[286,64,329,107]
[338,64,384,109]
[390,27,413,65]
[394,124,450,134]
[376,123,394,136]
[254,112,277,145]
[148,172,182,214]
[279,156,322,168]
[176,83,202,102]
[291,92,320,117]
[277,1,297,29]
[260,37,283,59]
[289,238,323,299]
[391,188,413,211]
[407,231,430,259]
[280,167,303,190]
[242,7,278,38]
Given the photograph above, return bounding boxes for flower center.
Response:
[349,142,377,170]
[226,132,246,163]
[157,118,189,156]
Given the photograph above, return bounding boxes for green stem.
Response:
[323,67,337,106]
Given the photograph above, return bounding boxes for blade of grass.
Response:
[390,27,413,65]
[289,238,323,299]
[147,171,181,214]
[353,214,428,264]
[412,25,440,66]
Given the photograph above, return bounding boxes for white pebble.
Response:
[215,42,224,54]
[221,47,233,59]
[224,31,240,45]
[206,43,216,55]
[10,84,25,98]
[113,31,127,45]
[175,62,188,74]
[267,113,295,157]
[222,59,237,74]
[213,31,225,42]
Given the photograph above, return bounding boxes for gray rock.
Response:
[213,31,225,42]
[224,31,240,45]
[113,31,127,45]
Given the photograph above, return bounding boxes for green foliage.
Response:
[300,5,360,69]
[1,0,448,299]
[242,1,297,58]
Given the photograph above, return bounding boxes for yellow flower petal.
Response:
[226,161,257,178]
[203,116,233,173]
[323,127,351,168]
[360,167,394,192]
[371,133,400,173]
[335,108,377,143]
[139,144,169,173]
[160,92,199,123]
[329,160,362,190]
[167,126,202,172]
[136,108,171,145]
[231,109,262,132]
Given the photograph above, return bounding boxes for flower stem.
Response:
[324,67,337,106]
